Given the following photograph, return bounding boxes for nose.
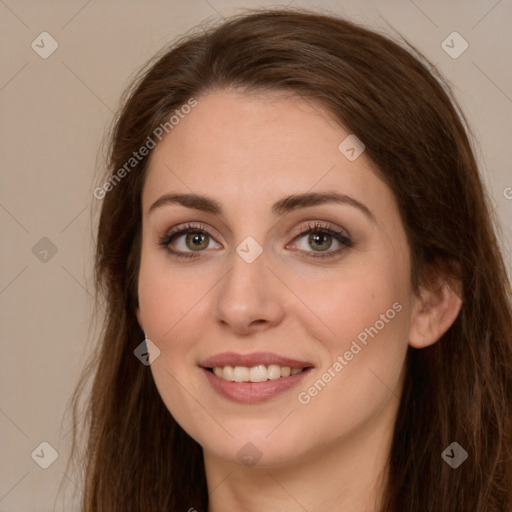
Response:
[212,249,286,335]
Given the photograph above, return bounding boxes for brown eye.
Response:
[185,232,210,251]
[289,222,352,259]
[308,232,333,251]
[295,230,338,253]
[159,223,222,258]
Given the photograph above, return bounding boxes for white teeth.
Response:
[211,364,305,382]
[267,364,281,380]
[249,365,268,382]
[233,366,249,382]
[223,365,234,381]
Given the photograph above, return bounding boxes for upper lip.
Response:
[199,352,313,369]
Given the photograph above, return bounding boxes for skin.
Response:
[136,89,461,511]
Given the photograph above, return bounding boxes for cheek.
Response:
[137,248,211,340]
[297,253,411,401]
[304,258,409,351]
[137,257,209,435]
[295,275,409,437]
[137,251,215,398]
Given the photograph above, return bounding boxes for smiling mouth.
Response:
[207,364,308,382]
[200,352,314,402]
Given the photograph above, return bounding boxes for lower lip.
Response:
[202,367,312,403]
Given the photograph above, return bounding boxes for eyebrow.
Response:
[148,191,376,223]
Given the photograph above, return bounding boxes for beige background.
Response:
[1,0,511,510]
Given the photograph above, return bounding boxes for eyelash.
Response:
[158,221,353,260]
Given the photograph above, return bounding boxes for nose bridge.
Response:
[213,243,285,332]
[227,246,268,294]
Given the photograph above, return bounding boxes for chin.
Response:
[199,429,315,469]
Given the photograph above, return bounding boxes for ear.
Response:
[408,275,462,349]
[135,307,143,332]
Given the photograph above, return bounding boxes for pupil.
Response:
[309,232,332,251]
[187,232,207,250]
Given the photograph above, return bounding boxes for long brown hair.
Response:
[67,8,512,511]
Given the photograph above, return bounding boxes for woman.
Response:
[69,8,512,512]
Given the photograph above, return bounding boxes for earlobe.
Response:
[408,279,462,349]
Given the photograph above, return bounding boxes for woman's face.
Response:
[137,89,416,468]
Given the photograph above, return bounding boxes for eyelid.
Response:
[288,220,351,241]
[163,221,218,240]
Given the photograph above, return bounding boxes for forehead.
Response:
[143,89,392,217]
